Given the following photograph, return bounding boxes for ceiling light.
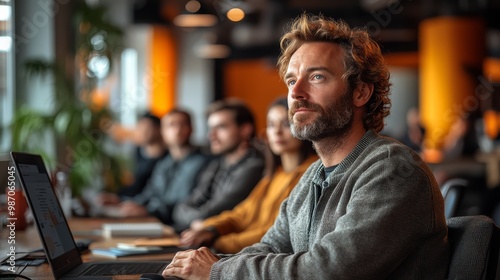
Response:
[196,44,230,59]
[174,14,218,27]
[227,8,245,22]
[173,1,218,28]
[195,31,231,59]
[185,0,201,13]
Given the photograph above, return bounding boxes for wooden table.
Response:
[0,217,178,279]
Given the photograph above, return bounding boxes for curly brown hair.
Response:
[277,13,391,132]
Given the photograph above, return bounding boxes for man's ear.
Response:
[353,83,374,108]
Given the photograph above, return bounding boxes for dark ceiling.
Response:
[132,0,500,59]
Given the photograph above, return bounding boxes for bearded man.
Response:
[163,14,450,280]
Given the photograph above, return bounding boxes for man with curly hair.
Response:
[163,14,450,279]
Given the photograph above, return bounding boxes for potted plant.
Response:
[11,1,126,201]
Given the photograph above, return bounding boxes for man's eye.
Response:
[313,74,323,80]
[287,80,296,86]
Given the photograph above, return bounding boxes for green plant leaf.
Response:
[12,0,126,199]
[54,109,72,135]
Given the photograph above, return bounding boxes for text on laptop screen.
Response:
[18,163,75,259]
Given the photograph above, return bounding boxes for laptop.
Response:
[0,153,12,221]
[10,151,171,279]
[0,153,12,192]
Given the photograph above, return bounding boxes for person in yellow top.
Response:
[180,97,318,254]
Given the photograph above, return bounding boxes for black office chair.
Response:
[447,215,500,280]
[441,178,468,219]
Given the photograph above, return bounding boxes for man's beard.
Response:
[289,90,354,142]
[211,139,241,156]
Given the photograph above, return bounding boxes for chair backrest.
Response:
[447,215,500,280]
[441,178,468,219]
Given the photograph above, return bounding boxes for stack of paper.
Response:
[101,222,165,238]
[129,237,181,247]
[91,237,182,258]
[91,246,179,258]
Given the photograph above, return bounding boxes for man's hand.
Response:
[180,229,216,248]
[118,201,148,217]
[162,247,221,280]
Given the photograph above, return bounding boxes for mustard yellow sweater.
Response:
[202,155,318,253]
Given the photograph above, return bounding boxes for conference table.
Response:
[0,217,178,279]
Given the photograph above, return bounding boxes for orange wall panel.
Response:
[224,59,287,136]
[419,16,486,153]
[149,26,177,117]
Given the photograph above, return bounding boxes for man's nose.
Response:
[289,78,307,100]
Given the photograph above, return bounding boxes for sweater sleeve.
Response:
[207,156,318,254]
[210,160,316,257]
[213,226,273,254]
[235,193,295,256]
[209,195,294,279]
[202,176,270,235]
[210,154,444,279]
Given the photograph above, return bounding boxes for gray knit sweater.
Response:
[210,130,449,279]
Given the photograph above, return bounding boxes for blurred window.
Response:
[0,0,13,151]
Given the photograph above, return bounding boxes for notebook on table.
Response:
[10,151,172,280]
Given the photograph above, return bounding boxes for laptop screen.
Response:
[0,153,11,195]
[11,152,82,276]
[17,163,75,258]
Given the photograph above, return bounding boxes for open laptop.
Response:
[10,151,171,279]
[0,153,12,225]
[0,153,12,193]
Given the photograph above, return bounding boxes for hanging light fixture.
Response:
[195,31,231,59]
[174,0,218,28]
[227,7,245,22]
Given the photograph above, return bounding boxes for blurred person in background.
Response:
[171,99,265,232]
[442,115,479,161]
[400,107,425,154]
[180,97,317,253]
[99,108,211,224]
[98,112,167,204]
